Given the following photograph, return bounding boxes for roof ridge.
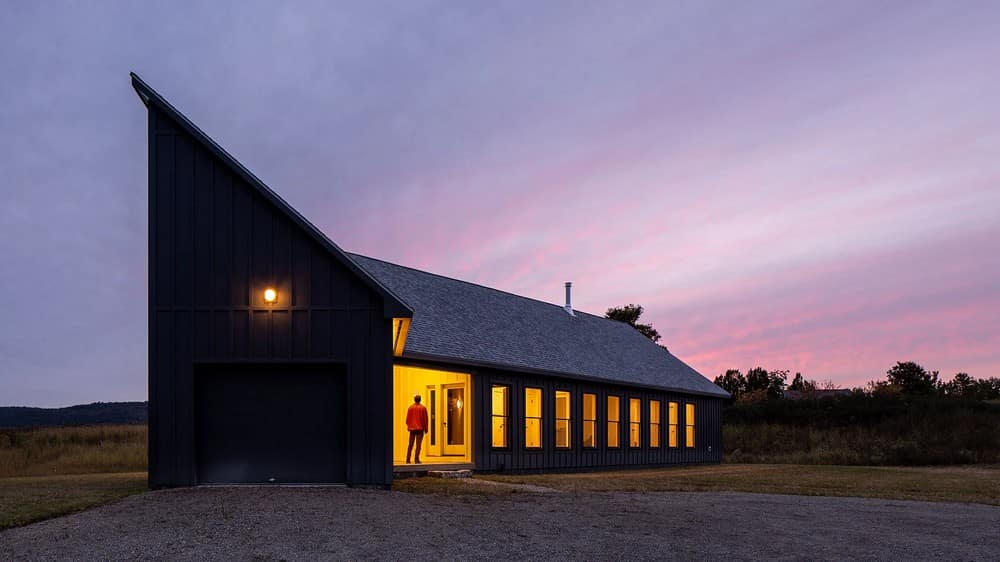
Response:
[347,252,610,321]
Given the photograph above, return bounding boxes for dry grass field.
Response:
[0,424,146,478]
[0,425,148,530]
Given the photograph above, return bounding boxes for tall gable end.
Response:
[132,73,411,320]
[147,102,386,360]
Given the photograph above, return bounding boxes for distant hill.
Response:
[0,402,147,429]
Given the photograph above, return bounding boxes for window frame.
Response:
[524,386,543,450]
[607,395,622,449]
[649,399,661,449]
[582,392,598,449]
[685,402,696,448]
[554,389,572,450]
[668,401,679,448]
[490,384,510,450]
[628,397,642,448]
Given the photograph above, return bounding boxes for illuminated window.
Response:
[582,393,597,448]
[686,403,696,448]
[649,400,661,448]
[525,387,542,449]
[629,398,641,447]
[668,401,679,448]
[491,385,509,448]
[607,395,621,448]
[391,318,410,356]
[555,390,571,449]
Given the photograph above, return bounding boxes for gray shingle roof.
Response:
[349,254,728,398]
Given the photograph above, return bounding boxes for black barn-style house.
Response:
[134,73,729,488]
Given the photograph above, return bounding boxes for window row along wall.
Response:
[505,388,696,450]
[469,366,724,473]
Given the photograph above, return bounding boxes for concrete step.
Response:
[426,469,473,479]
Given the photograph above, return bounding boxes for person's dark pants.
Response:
[406,430,425,463]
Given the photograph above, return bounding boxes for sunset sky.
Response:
[2,1,999,406]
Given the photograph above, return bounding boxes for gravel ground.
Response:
[1,487,998,561]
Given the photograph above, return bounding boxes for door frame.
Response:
[425,384,439,456]
[393,361,475,465]
[442,383,468,456]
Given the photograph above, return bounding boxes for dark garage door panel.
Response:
[195,364,346,484]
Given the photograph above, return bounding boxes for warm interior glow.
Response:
[391,318,410,356]
[582,393,597,448]
[525,387,542,449]
[629,398,641,447]
[686,403,696,448]
[555,390,571,449]
[393,365,472,465]
[650,400,661,448]
[669,401,679,448]
[491,385,508,448]
[263,288,277,303]
[607,395,621,448]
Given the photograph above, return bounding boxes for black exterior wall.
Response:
[145,103,394,488]
[397,359,723,472]
[474,366,723,472]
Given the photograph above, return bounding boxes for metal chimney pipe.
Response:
[564,282,574,316]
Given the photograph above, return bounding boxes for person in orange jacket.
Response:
[405,394,429,464]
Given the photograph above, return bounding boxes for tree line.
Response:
[713,361,1000,402]
[600,304,1000,403]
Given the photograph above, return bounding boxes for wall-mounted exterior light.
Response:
[263,288,277,304]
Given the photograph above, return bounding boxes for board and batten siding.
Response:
[471,366,723,472]
[147,106,393,488]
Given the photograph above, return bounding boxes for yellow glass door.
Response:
[442,384,466,456]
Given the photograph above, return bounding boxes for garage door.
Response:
[195,364,346,484]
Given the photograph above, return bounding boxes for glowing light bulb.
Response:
[263,288,277,303]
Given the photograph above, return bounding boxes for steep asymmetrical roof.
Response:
[350,254,729,398]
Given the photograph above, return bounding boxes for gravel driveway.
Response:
[2,486,998,560]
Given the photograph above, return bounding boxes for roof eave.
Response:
[398,351,731,398]
[130,72,412,319]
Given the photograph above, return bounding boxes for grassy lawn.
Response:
[471,464,1000,505]
[0,472,148,530]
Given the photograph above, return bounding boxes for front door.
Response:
[442,383,466,456]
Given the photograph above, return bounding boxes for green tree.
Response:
[941,372,976,398]
[977,377,1000,400]
[789,372,816,392]
[885,361,939,395]
[740,367,787,400]
[766,369,789,399]
[605,304,661,343]
[745,367,770,393]
[713,369,746,399]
